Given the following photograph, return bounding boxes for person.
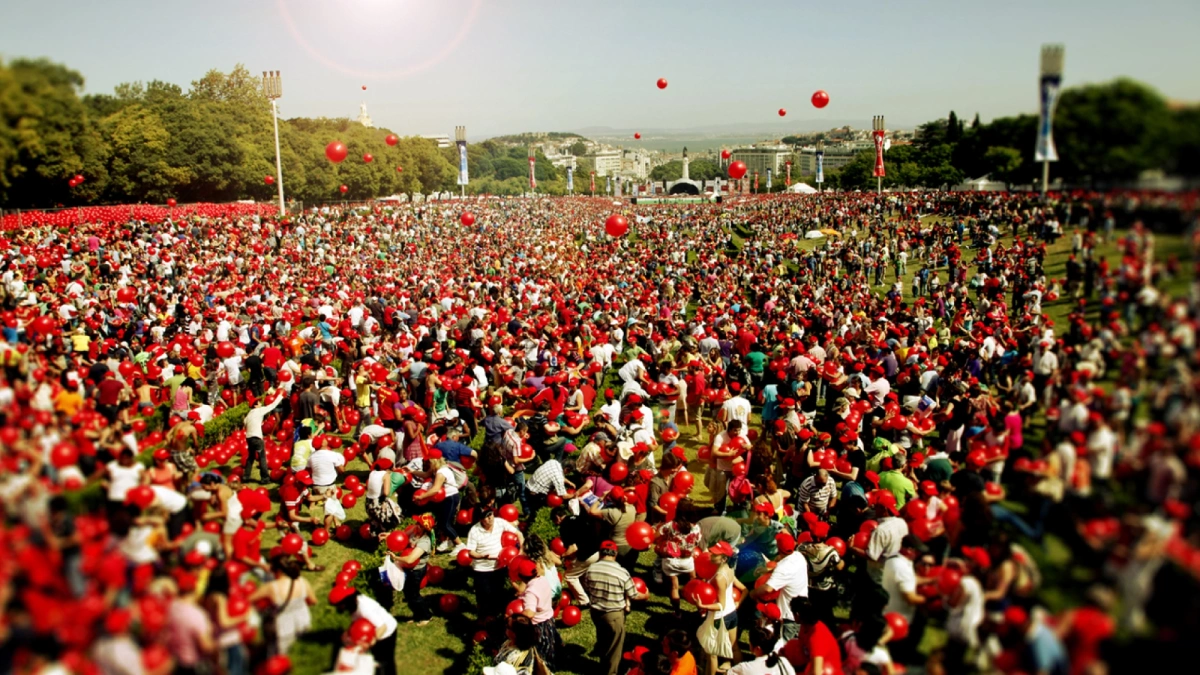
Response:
[492,615,552,675]
[526,457,573,511]
[307,438,347,501]
[753,532,808,631]
[511,555,562,670]
[798,469,837,516]
[412,452,464,552]
[943,562,985,670]
[791,598,843,675]
[103,447,146,507]
[881,536,928,663]
[163,574,216,675]
[582,540,650,675]
[391,513,435,625]
[798,525,844,628]
[694,542,744,674]
[729,624,796,675]
[242,388,283,484]
[657,503,703,617]
[662,629,698,675]
[205,568,248,675]
[330,585,399,675]
[586,485,637,572]
[467,509,524,620]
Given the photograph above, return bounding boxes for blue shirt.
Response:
[434,440,476,465]
[1025,624,1069,675]
[760,384,780,422]
[317,321,333,340]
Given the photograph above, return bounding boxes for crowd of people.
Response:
[1,188,1198,675]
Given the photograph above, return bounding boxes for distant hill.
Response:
[485,131,589,144]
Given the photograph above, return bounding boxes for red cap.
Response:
[757,602,782,621]
[753,501,774,515]
[329,585,357,604]
[775,532,796,554]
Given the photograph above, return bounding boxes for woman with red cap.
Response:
[694,541,744,674]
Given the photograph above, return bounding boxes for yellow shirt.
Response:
[355,373,371,408]
[70,333,90,352]
[55,390,84,417]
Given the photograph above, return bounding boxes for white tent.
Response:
[787,183,819,194]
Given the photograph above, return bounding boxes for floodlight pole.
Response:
[263,71,286,217]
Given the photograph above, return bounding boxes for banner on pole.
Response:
[590,171,595,194]
[567,167,574,193]
[606,176,611,194]
[786,162,791,187]
[754,172,759,192]
[456,140,469,186]
[872,131,886,178]
[766,169,772,190]
[528,155,536,190]
[1035,46,1064,163]
[816,151,824,184]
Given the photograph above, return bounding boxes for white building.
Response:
[356,102,374,128]
[622,149,652,180]
[421,134,452,149]
[795,143,869,176]
[588,150,623,177]
[729,144,794,178]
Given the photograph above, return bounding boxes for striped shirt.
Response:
[582,559,637,613]
[798,542,842,591]
[798,475,836,514]
[527,459,566,496]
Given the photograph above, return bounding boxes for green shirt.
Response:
[923,457,953,484]
[745,351,767,374]
[878,470,917,507]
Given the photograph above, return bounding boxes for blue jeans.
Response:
[511,471,528,516]
[991,501,1049,540]
[224,645,247,675]
[438,492,461,542]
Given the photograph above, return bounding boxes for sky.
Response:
[3,0,1199,138]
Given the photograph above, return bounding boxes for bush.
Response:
[463,643,494,675]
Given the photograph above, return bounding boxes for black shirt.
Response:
[558,515,600,561]
[950,468,986,498]
[297,390,321,422]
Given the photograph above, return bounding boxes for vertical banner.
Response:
[606,176,611,194]
[456,140,469,186]
[872,131,886,178]
[786,162,792,187]
[766,168,772,190]
[754,172,759,193]
[1036,46,1064,162]
[615,178,622,198]
[816,151,825,184]
[590,171,596,194]
[528,155,536,190]
[567,167,574,194]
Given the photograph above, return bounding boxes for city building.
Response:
[421,134,452,148]
[729,144,794,178]
[795,142,871,176]
[587,150,623,177]
[622,149,652,180]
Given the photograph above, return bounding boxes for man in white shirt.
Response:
[307,446,346,496]
[719,383,751,433]
[466,510,523,619]
[753,533,808,621]
[882,536,927,626]
[243,391,283,483]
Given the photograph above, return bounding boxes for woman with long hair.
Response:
[412,453,463,551]
[247,555,316,657]
[205,568,248,675]
[694,542,745,674]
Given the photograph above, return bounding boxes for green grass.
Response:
[273,216,1192,674]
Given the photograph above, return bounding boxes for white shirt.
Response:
[354,594,398,640]
[618,359,645,383]
[729,655,796,675]
[882,555,918,623]
[766,551,809,621]
[222,355,243,385]
[720,396,752,430]
[243,396,282,440]
[946,576,985,646]
[106,462,144,502]
[307,449,346,487]
[1088,427,1117,479]
[151,486,188,514]
[466,519,522,572]
[366,470,387,500]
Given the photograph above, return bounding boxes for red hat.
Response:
[329,585,357,604]
[753,501,774,515]
[775,532,796,554]
[919,480,938,497]
[729,382,741,393]
[104,608,133,634]
[874,490,899,516]
[294,470,314,485]
[757,602,782,621]
[708,541,735,557]
[599,540,619,554]
[810,521,830,540]
[511,557,539,581]
[961,546,992,570]
[607,486,626,502]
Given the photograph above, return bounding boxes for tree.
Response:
[650,161,683,181]
[1053,78,1175,184]
[569,141,588,156]
[983,146,1022,182]
[971,113,981,130]
[946,111,963,144]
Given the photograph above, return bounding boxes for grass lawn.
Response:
[272,214,1191,674]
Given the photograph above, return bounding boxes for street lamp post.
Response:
[262,71,286,217]
[1036,45,1065,197]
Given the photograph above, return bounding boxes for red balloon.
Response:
[341,493,358,509]
[362,85,367,91]
[546,493,563,507]
[348,618,376,645]
[326,141,348,163]
[460,212,476,226]
[425,565,445,586]
[335,524,353,541]
[697,445,712,461]
[682,579,717,606]
[438,594,461,614]
[396,166,403,172]
[694,551,719,580]
[656,78,668,90]
[501,531,520,549]
[339,185,349,194]
[262,655,292,675]
[851,531,871,551]
[885,612,909,640]
[456,509,474,526]
[634,133,641,140]
[362,153,373,163]
[825,537,847,558]
[811,90,830,109]
[496,546,519,569]
[142,644,171,671]
[265,175,275,185]
[216,342,236,359]
[720,149,731,160]
[859,519,879,534]
[125,485,155,510]
[561,605,582,626]
[778,108,787,117]
[604,215,629,238]
[456,548,473,567]
[550,537,567,556]
[385,134,399,146]
[166,198,177,207]
[505,599,526,617]
[938,567,963,595]
[728,161,748,180]
[608,460,629,483]
[279,533,302,559]
[626,521,654,551]
[671,471,694,494]
[659,492,681,518]
[49,443,79,469]
[74,174,84,184]
[387,531,410,553]
[310,528,330,546]
[498,504,519,522]
[631,576,648,595]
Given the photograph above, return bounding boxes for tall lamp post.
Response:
[455,126,469,198]
[262,71,286,217]
[872,116,887,195]
[1036,44,1065,197]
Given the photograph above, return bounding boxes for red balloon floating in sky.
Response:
[265,175,274,185]
[721,149,731,159]
[656,78,668,89]
[605,215,629,237]
[362,85,367,91]
[325,141,349,163]
[778,108,787,117]
[385,134,398,146]
[811,90,830,109]
[74,174,84,183]
[362,153,374,163]
[634,133,641,140]
[396,166,403,172]
[461,212,476,226]
[339,184,348,194]
[728,161,748,180]
[167,198,177,207]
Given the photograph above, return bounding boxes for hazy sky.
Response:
[3,0,1198,138]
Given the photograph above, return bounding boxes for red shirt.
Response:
[232,521,265,563]
[262,346,283,370]
[378,389,399,421]
[801,621,843,675]
[96,378,125,406]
